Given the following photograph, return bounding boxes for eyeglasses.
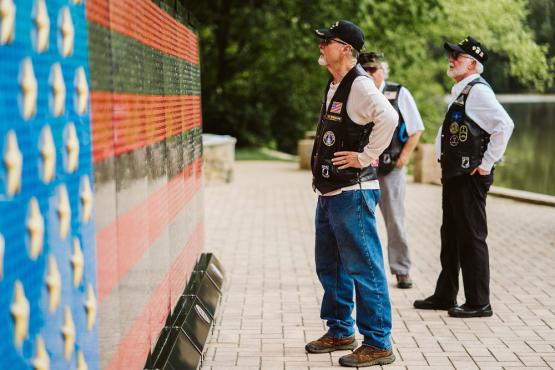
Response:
[363,66,378,73]
[448,51,474,61]
[320,38,349,47]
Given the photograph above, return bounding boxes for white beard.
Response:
[318,54,327,66]
[447,61,469,78]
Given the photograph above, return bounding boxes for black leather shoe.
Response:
[413,295,456,310]
[448,303,493,318]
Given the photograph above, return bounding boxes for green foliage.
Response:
[189,0,552,151]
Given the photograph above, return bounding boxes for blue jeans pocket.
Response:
[360,189,380,216]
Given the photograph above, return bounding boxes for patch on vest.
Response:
[382,153,391,164]
[330,101,343,114]
[321,165,330,178]
[449,122,459,134]
[449,135,459,147]
[453,95,465,105]
[461,156,470,169]
[458,124,468,142]
[451,111,463,122]
[384,90,398,100]
[370,159,379,167]
[324,114,341,122]
[323,131,336,146]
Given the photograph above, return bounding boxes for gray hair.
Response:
[381,61,390,79]
[350,48,360,62]
[466,55,484,74]
[475,60,484,74]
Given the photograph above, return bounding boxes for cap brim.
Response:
[444,41,465,53]
[314,28,333,39]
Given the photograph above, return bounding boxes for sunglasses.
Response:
[363,66,378,73]
[448,51,474,61]
[321,38,349,47]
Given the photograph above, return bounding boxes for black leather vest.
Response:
[440,77,491,180]
[311,64,377,194]
[378,82,406,175]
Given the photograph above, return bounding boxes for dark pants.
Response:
[433,172,494,306]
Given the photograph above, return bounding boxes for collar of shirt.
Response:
[378,80,386,93]
[450,73,481,101]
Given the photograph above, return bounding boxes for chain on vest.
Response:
[311,64,377,194]
[378,82,407,175]
[440,77,491,180]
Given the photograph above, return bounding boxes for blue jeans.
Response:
[315,189,392,350]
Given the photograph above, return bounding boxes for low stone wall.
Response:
[203,134,237,183]
[298,137,441,185]
[413,143,441,184]
[298,131,316,170]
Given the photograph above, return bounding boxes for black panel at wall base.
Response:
[174,296,213,352]
[185,270,222,318]
[146,253,225,370]
[196,253,225,291]
[152,328,201,370]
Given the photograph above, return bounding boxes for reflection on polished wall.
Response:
[0,0,204,369]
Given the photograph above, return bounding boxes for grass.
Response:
[235,147,295,161]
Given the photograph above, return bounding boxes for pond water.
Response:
[494,98,555,196]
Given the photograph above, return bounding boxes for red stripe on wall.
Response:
[86,0,199,64]
[90,92,202,163]
[96,158,203,302]
[104,222,204,370]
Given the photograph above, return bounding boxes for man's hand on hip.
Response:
[470,166,490,176]
[395,154,408,168]
[332,151,363,169]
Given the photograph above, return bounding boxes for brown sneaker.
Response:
[338,345,395,367]
[396,274,413,289]
[305,333,357,353]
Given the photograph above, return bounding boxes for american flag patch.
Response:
[384,90,398,100]
[330,101,343,114]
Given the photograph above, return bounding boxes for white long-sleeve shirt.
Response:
[321,75,398,195]
[434,74,514,171]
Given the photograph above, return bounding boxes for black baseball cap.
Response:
[444,36,488,64]
[314,20,365,52]
[359,51,385,69]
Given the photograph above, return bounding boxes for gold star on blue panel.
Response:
[19,58,38,119]
[3,130,23,196]
[0,0,16,45]
[33,0,49,52]
[49,63,65,117]
[32,335,50,370]
[11,281,30,347]
[27,197,45,260]
[59,7,74,57]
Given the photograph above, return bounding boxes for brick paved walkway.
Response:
[201,161,555,370]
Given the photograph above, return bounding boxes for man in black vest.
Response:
[414,37,514,317]
[304,20,398,367]
[359,52,425,290]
